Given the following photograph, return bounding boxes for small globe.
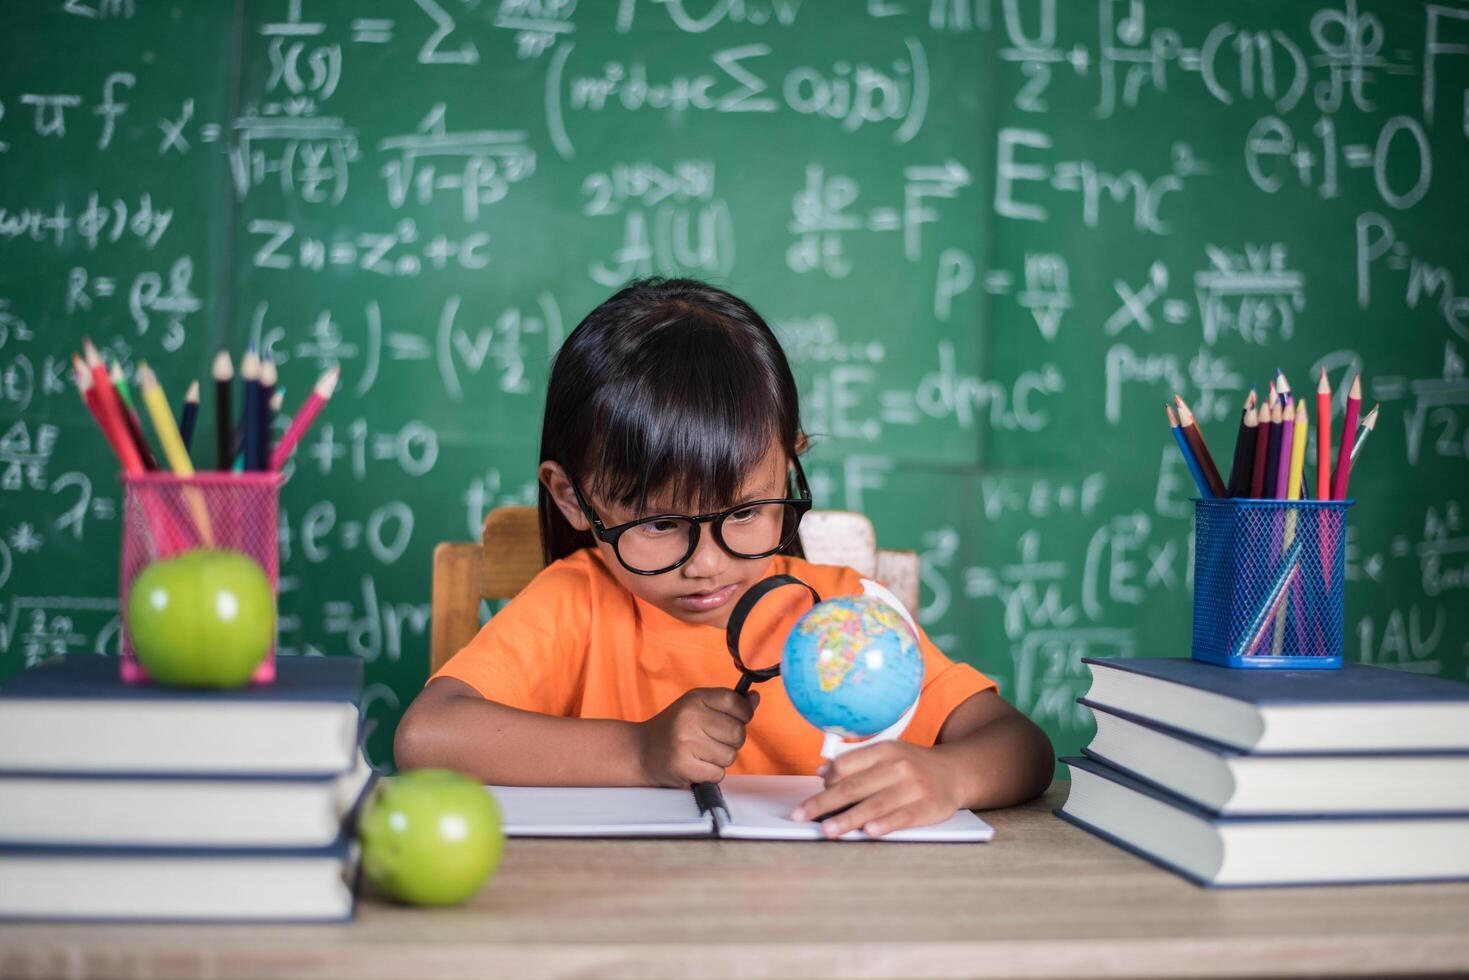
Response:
[781,595,923,738]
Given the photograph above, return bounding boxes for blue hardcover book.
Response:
[1082,657,1469,753]
[0,835,362,922]
[0,655,363,775]
[1058,756,1469,887]
[1080,699,1469,815]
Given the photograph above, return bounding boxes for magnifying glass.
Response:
[723,573,822,695]
[690,574,823,814]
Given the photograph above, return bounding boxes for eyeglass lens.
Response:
[616,502,798,573]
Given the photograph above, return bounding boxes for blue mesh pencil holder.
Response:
[1191,498,1352,669]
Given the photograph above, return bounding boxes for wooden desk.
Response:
[2,782,1466,979]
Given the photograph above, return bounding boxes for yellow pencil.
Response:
[1286,398,1309,501]
[138,362,214,546]
[1272,400,1310,656]
[137,362,195,476]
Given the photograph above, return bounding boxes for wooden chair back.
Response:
[430,507,920,674]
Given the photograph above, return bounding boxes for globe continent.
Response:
[781,595,923,738]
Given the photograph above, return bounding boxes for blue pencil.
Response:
[1167,404,1211,497]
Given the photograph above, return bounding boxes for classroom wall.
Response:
[1,0,1465,772]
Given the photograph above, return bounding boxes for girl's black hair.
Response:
[538,276,806,565]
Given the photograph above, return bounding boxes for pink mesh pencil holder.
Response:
[119,472,283,685]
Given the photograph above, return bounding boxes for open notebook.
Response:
[488,774,994,842]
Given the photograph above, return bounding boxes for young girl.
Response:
[395,277,1054,837]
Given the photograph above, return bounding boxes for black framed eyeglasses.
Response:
[567,457,814,575]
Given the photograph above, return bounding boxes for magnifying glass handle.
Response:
[734,674,753,696]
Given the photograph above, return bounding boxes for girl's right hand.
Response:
[636,688,759,786]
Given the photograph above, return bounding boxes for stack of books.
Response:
[1059,657,1469,886]
[0,654,370,921]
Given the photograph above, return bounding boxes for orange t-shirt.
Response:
[431,547,996,775]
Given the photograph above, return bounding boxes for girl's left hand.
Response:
[788,741,964,839]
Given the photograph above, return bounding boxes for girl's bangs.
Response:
[585,330,786,518]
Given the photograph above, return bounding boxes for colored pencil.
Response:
[81,339,144,474]
[213,349,234,471]
[1168,405,1210,497]
[109,360,136,413]
[230,423,245,467]
[257,355,278,471]
[1238,542,1303,657]
[271,367,339,471]
[1273,396,1295,500]
[178,380,200,455]
[1251,402,1275,493]
[1287,399,1309,501]
[1268,399,1313,656]
[1275,368,1291,403]
[137,362,215,546]
[136,362,194,478]
[1249,385,1273,498]
[72,355,126,466]
[1349,403,1380,468]
[1173,395,1227,498]
[240,348,262,473]
[1225,390,1258,497]
[105,358,159,471]
[1262,398,1284,500]
[1331,374,1362,500]
[1316,368,1332,500]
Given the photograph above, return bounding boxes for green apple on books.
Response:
[1059,657,1469,888]
[127,548,276,689]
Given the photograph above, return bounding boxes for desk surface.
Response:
[1,782,1467,979]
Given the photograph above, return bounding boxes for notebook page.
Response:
[714,775,995,842]
[488,785,714,837]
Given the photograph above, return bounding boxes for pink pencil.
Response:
[1331,375,1362,500]
[1273,395,1295,500]
[269,366,339,471]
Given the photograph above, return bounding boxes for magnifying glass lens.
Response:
[726,575,823,687]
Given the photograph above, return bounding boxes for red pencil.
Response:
[1331,374,1362,500]
[71,355,121,461]
[270,366,339,471]
[81,338,144,474]
[1316,368,1332,500]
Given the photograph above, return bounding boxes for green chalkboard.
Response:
[1,0,1465,775]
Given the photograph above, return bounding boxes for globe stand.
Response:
[820,699,918,759]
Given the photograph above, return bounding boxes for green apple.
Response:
[126,548,275,688]
[358,769,504,906]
